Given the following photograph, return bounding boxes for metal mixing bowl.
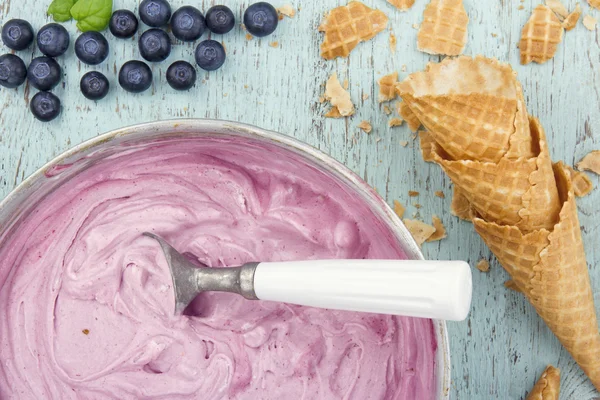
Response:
[0,119,451,399]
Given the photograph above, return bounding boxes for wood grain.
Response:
[0,0,599,399]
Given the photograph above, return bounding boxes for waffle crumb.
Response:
[319,2,389,59]
[393,200,406,218]
[362,92,370,101]
[476,259,490,272]
[358,120,373,133]
[518,5,525,10]
[562,4,581,30]
[399,140,409,147]
[324,106,343,118]
[324,73,355,116]
[403,219,436,246]
[390,32,397,52]
[269,41,279,48]
[378,72,398,102]
[414,203,422,209]
[546,0,568,18]
[277,4,296,18]
[383,105,392,115]
[82,329,90,335]
[417,0,469,56]
[450,189,472,221]
[412,23,419,29]
[565,165,593,197]
[583,15,598,30]
[389,118,404,127]
[401,64,407,72]
[387,0,415,11]
[245,33,253,40]
[577,150,600,174]
[435,191,445,198]
[408,190,419,197]
[491,33,498,37]
[427,215,446,242]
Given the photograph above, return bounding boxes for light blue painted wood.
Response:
[0,0,599,398]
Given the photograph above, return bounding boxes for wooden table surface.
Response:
[1,0,599,398]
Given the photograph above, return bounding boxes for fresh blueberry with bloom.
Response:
[206,5,235,34]
[30,91,61,122]
[109,10,139,39]
[75,32,109,65]
[139,29,171,62]
[166,61,197,90]
[1,19,34,50]
[0,54,27,88]
[139,0,172,27]
[27,57,62,91]
[243,2,278,37]
[171,6,206,41]
[37,23,70,57]
[80,71,110,100]
[119,60,153,93]
[195,40,226,71]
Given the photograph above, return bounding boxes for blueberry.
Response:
[30,91,61,122]
[119,60,152,93]
[171,6,206,42]
[110,10,139,39]
[243,2,278,37]
[139,29,171,62]
[195,40,226,71]
[139,0,172,27]
[1,19,34,50]
[37,23,70,57]
[166,61,196,90]
[75,32,109,65]
[27,57,61,91]
[206,6,235,34]
[0,54,27,88]
[80,71,110,100]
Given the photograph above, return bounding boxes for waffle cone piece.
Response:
[398,56,535,163]
[420,117,561,231]
[417,0,469,56]
[474,164,600,391]
[526,365,561,400]
[520,5,564,65]
[387,0,415,11]
[320,2,389,60]
[589,0,600,11]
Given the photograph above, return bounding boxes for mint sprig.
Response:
[47,0,77,22]
[46,0,112,31]
[70,0,113,31]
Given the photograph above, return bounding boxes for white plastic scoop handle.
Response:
[253,260,472,321]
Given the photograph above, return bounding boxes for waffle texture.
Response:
[520,5,564,64]
[417,0,469,55]
[525,365,560,400]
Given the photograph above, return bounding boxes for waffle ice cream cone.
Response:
[417,0,469,56]
[320,2,389,60]
[526,365,560,400]
[474,163,600,391]
[398,56,534,162]
[520,5,564,65]
[421,117,561,231]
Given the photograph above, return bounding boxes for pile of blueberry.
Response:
[0,0,280,122]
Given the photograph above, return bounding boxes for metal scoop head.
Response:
[144,232,258,314]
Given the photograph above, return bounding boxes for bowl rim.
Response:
[0,118,451,399]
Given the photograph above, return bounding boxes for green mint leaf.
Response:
[47,0,76,22]
[70,0,113,32]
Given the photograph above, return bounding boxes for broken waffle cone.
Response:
[474,163,600,391]
[526,365,560,400]
[398,56,534,162]
[422,117,561,231]
[387,0,415,11]
[589,0,600,11]
[378,72,398,102]
[520,5,564,65]
[320,1,389,60]
[417,0,469,56]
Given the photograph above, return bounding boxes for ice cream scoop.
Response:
[145,232,472,321]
